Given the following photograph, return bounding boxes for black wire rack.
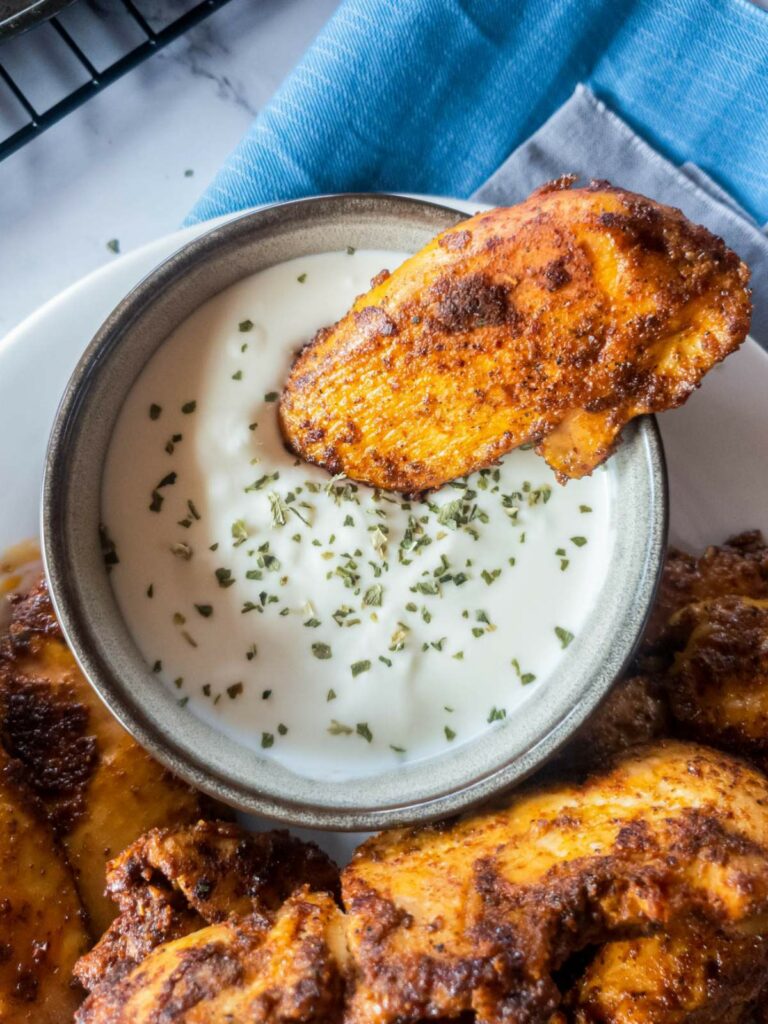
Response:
[0,0,234,160]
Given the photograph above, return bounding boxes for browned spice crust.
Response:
[279,179,751,494]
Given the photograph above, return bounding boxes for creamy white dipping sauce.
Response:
[102,250,613,780]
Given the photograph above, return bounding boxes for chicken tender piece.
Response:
[562,673,668,772]
[567,531,768,775]
[0,577,204,934]
[75,888,347,1024]
[667,596,768,762]
[279,179,751,493]
[569,925,768,1024]
[640,531,768,666]
[342,741,768,1024]
[0,745,89,1023]
[75,820,340,992]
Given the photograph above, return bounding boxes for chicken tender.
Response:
[569,532,768,774]
[75,888,346,1024]
[667,596,768,762]
[640,530,768,666]
[562,673,668,772]
[342,741,768,1024]
[75,820,340,992]
[279,179,751,493]
[0,576,204,934]
[0,745,89,1023]
[569,925,768,1024]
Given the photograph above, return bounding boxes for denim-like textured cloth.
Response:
[186,0,768,346]
[474,85,768,345]
[187,0,768,225]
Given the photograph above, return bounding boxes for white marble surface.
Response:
[0,0,339,337]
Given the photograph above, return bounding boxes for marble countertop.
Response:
[0,0,339,337]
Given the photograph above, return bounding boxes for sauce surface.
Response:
[102,250,613,780]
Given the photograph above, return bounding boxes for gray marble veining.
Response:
[0,0,339,337]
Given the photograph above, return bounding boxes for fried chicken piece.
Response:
[639,531,768,664]
[76,887,347,1024]
[75,820,340,991]
[566,532,768,774]
[569,925,768,1024]
[343,741,768,1024]
[0,744,89,1023]
[279,179,750,493]
[0,576,204,935]
[666,596,768,764]
[562,674,668,772]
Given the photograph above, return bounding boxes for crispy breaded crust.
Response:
[668,596,768,760]
[279,179,751,493]
[572,531,768,774]
[0,745,89,1024]
[342,741,768,1024]
[640,530,768,665]
[76,888,346,1024]
[0,577,205,935]
[75,820,340,992]
[569,924,768,1024]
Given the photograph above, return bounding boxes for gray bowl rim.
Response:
[42,192,668,831]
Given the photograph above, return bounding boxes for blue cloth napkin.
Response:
[187,0,768,344]
[188,0,768,224]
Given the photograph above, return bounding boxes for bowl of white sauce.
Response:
[42,194,667,829]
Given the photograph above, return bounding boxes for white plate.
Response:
[1,201,767,859]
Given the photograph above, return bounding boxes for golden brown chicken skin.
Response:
[0,576,205,935]
[639,530,768,667]
[561,673,669,773]
[569,925,768,1024]
[342,741,768,1024]
[76,888,347,1024]
[0,744,89,1024]
[569,531,768,775]
[75,820,340,993]
[667,596,768,763]
[279,179,751,493]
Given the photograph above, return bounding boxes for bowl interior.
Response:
[42,194,668,830]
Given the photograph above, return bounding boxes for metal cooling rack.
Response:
[0,0,234,160]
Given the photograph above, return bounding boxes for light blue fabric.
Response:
[187,0,768,226]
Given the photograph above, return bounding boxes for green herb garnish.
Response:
[215,568,234,588]
[231,519,249,546]
[268,491,289,527]
[363,584,383,607]
[555,626,574,649]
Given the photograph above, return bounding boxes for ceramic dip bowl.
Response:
[42,193,668,830]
